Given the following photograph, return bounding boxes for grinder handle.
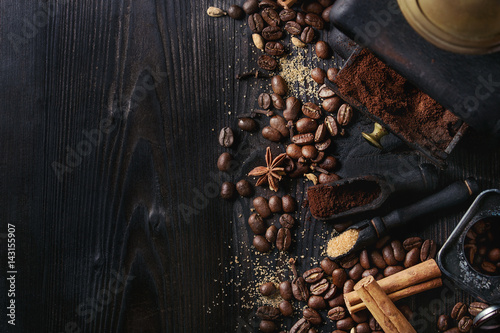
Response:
[382,178,479,230]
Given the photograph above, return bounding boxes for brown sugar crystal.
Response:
[327,228,359,258]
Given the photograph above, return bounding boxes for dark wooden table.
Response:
[1,1,499,332]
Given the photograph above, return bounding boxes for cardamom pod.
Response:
[291,37,306,48]
[305,173,318,185]
[207,6,226,17]
[252,33,265,50]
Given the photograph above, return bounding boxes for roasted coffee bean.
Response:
[362,267,378,278]
[320,257,338,275]
[328,293,345,308]
[282,195,297,213]
[279,300,293,317]
[403,236,423,251]
[272,93,285,109]
[370,250,387,269]
[311,67,326,84]
[488,248,500,261]
[257,305,281,320]
[337,317,355,331]
[369,317,381,330]
[340,254,359,269]
[482,261,497,273]
[302,1,324,14]
[269,115,288,137]
[276,227,292,251]
[258,93,272,109]
[238,117,257,132]
[290,318,311,333]
[469,302,489,316]
[217,152,232,171]
[443,328,460,333]
[318,173,340,184]
[253,197,272,218]
[296,117,318,134]
[279,214,296,228]
[324,115,339,136]
[279,280,293,300]
[286,144,302,159]
[328,306,346,320]
[292,277,309,301]
[322,96,343,113]
[258,54,278,71]
[236,179,253,197]
[315,41,330,59]
[437,314,450,331]
[324,283,338,300]
[219,127,234,147]
[262,26,283,40]
[303,307,322,325]
[292,133,315,145]
[267,196,282,213]
[303,267,324,283]
[348,263,364,280]
[265,224,278,243]
[302,102,322,119]
[355,323,371,333]
[261,8,280,26]
[343,279,355,294]
[313,124,328,143]
[228,5,245,19]
[384,265,404,277]
[332,268,347,288]
[319,0,334,6]
[280,8,296,21]
[285,21,302,35]
[360,249,371,269]
[421,239,437,261]
[382,245,398,266]
[301,26,315,43]
[318,84,335,98]
[337,104,353,126]
[259,0,279,9]
[451,302,468,321]
[315,138,331,151]
[248,13,264,33]
[284,96,301,120]
[302,145,318,159]
[327,67,339,81]
[308,295,326,310]
[398,304,413,321]
[404,247,421,268]
[296,11,306,25]
[310,278,329,295]
[242,0,259,14]
[260,320,278,333]
[260,282,277,296]
[458,316,472,332]
[262,126,283,142]
[391,240,406,262]
[272,75,287,95]
[375,234,390,248]
[254,235,271,252]
[220,182,236,200]
[248,213,266,235]
[305,13,324,29]
[351,309,369,323]
[287,163,309,178]
[265,41,285,56]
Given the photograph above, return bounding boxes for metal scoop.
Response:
[327,178,479,261]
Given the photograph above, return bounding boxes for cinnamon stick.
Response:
[355,276,417,333]
[344,259,441,311]
[348,277,442,313]
[277,0,297,9]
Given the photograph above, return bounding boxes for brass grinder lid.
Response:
[398,0,500,54]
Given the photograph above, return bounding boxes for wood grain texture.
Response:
[0,1,499,333]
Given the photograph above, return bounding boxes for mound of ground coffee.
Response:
[308,180,381,218]
[335,49,460,152]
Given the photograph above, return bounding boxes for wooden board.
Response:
[1,1,499,332]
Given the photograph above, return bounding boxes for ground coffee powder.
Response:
[335,49,460,152]
[308,180,381,218]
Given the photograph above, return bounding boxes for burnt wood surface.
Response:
[0,1,499,332]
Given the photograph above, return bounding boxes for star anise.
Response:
[248,147,286,192]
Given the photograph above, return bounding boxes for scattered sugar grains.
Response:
[279,48,318,98]
[326,228,359,258]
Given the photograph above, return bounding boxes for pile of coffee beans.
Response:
[436,301,489,332]
[254,235,437,332]
[249,195,298,253]
[464,216,500,275]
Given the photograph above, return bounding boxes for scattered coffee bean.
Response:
[258,54,278,71]
[308,295,326,310]
[349,263,364,280]
[253,196,272,218]
[279,214,296,228]
[280,8,296,21]
[318,84,335,98]
[384,265,404,277]
[302,145,318,159]
[337,317,355,331]
[332,268,347,288]
[315,41,331,59]
[404,247,421,268]
[265,225,278,243]
[269,115,288,137]
[258,93,272,109]
[343,279,355,294]
[451,302,467,321]
[276,227,292,251]
[403,237,423,251]
[290,318,311,333]
[296,117,318,134]
[324,115,338,136]
[267,196,282,213]
[340,254,359,269]
[279,280,293,300]
[285,21,302,35]
[382,244,398,266]
[302,102,322,119]
[282,195,297,213]
[322,96,343,113]
[327,67,339,81]
[286,143,303,159]
[328,306,346,320]
[469,302,489,316]
[359,249,371,269]
[437,314,450,331]
[242,0,259,14]
[421,239,437,261]
[260,320,278,333]
[262,126,283,142]
[337,104,353,126]
[303,307,322,325]
[265,41,285,56]
[311,67,326,84]
[236,179,253,197]
[227,4,244,19]
[324,283,338,300]
[301,26,315,43]
[248,213,266,234]
[257,305,280,320]
[391,239,406,262]
[262,26,283,40]
[310,278,329,295]
[284,96,301,121]
[362,267,378,278]
[370,250,387,269]
[458,316,472,332]
[328,293,345,308]
[302,1,324,14]
[271,75,287,95]
[219,127,235,147]
[351,309,369,323]
[272,93,285,109]
[320,257,338,275]
[279,300,293,317]
[305,13,324,30]
[292,133,315,145]
[261,7,280,26]
[260,282,277,296]
[314,123,328,142]
[303,267,324,283]
[318,173,340,184]
[220,181,235,200]
[356,322,371,333]
[248,13,264,33]
[319,0,334,6]
[292,277,309,301]
[369,317,381,330]
[253,235,271,252]
[217,152,232,171]
[238,117,257,132]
